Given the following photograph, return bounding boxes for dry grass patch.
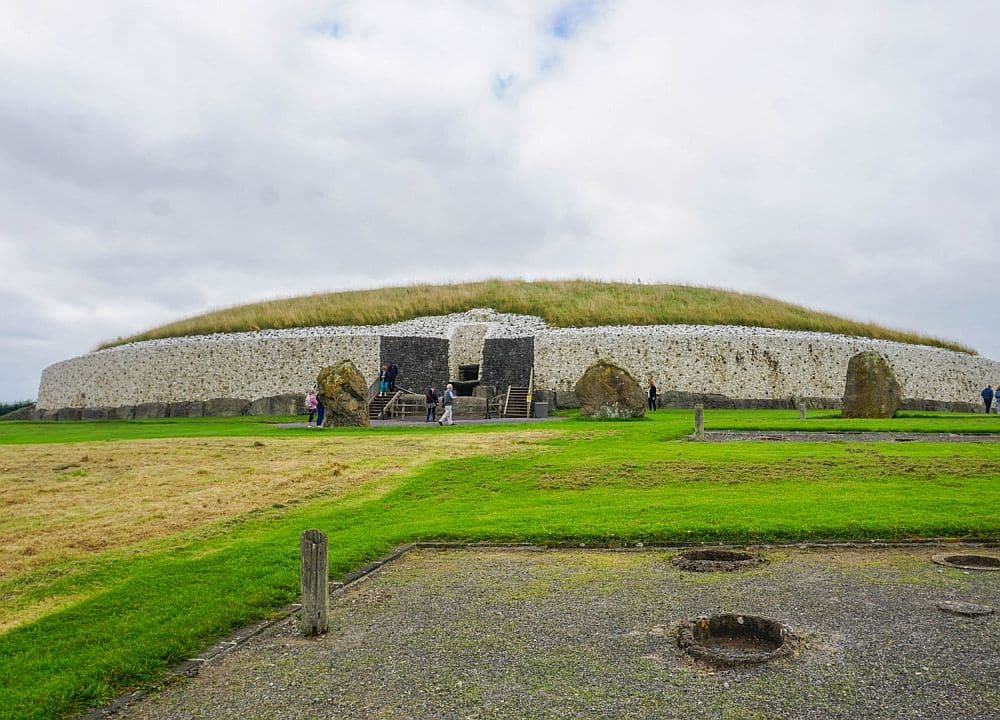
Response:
[0,430,555,584]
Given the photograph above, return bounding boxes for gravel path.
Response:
[114,546,999,720]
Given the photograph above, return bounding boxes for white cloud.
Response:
[1,1,999,401]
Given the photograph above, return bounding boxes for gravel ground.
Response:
[115,546,999,720]
[702,430,1000,443]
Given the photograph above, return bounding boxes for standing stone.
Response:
[317,360,370,427]
[842,351,901,418]
[574,361,646,419]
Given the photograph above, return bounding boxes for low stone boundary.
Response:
[699,430,1000,443]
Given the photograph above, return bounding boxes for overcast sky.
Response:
[2,1,999,402]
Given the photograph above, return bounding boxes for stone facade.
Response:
[533,325,998,408]
[481,336,534,392]
[35,310,1000,414]
[379,336,449,394]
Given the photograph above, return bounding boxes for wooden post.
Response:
[694,403,704,440]
[798,402,807,420]
[300,529,329,635]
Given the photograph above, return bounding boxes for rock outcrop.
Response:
[842,351,901,418]
[317,360,369,427]
[574,361,645,419]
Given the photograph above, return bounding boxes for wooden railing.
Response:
[378,390,404,419]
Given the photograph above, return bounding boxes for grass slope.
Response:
[98,280,971,353]
[1,411,998,719]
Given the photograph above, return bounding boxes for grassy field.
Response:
[98,279,972,353]
[1,410,998,719]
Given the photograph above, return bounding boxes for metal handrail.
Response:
[503,385,512,417]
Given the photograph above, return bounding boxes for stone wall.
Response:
[35,312,1000,413]
[379,336,450,394]
[448,324,490,381]
[533,325,1000,406]
[481,337,534,391]
[38,331,379,409]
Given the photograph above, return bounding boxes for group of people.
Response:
[306,378,997,424]
[378,363,399,396]
[305,362,457,427]
[425,384,455,425]
[983,385,999,414]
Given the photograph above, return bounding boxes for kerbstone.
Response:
[574,361,645,419]
[842,351,901,418]
[317,360,369,427]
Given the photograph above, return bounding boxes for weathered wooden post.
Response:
[300,529,329,635]
[798,402,807,420]
[694,403,704,440]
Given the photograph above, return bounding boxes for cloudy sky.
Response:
[2,1,998,402]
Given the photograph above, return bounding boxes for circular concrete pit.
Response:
[670,548,766,572]
[931,553,1000,571]
[677,613,799,666]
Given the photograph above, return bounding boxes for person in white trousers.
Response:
[438,383,455,425]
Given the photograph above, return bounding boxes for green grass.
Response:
[1,411,998,719]
[97,279,972,353]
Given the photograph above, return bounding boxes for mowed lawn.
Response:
[1,410,998,720]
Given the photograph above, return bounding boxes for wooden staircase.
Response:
[503,386,531,418]
[369,391,400,420]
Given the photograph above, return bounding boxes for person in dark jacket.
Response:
[647,377,658,411]
[386,363,399,392]
[425,387,439,422]
[983,385,995,414]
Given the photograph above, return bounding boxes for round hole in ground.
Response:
[677,614,799,667]
[931,553,1000,571]
[671,549,766,572]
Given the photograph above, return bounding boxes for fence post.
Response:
[798,402,807,420]
[694,403,704,440]
[300,529,329,636]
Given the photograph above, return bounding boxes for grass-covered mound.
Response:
[99,279,972,353]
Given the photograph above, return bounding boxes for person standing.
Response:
[315,397,325,427]
[386,362,399,393]
[378,365,389,396]
[438,383,455,426]
[984,385,995,414]
[646,377,658,411]
[305,390,318,423]
[425,387,439,422]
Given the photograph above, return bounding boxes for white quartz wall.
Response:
[448,324,490,380]
[534,326,1000,402]
[38,332,380,408]
[37,314,1000,409]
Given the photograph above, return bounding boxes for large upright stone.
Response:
[574,360,646,419]
[317,360,370,427]
[842,351,901,418]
